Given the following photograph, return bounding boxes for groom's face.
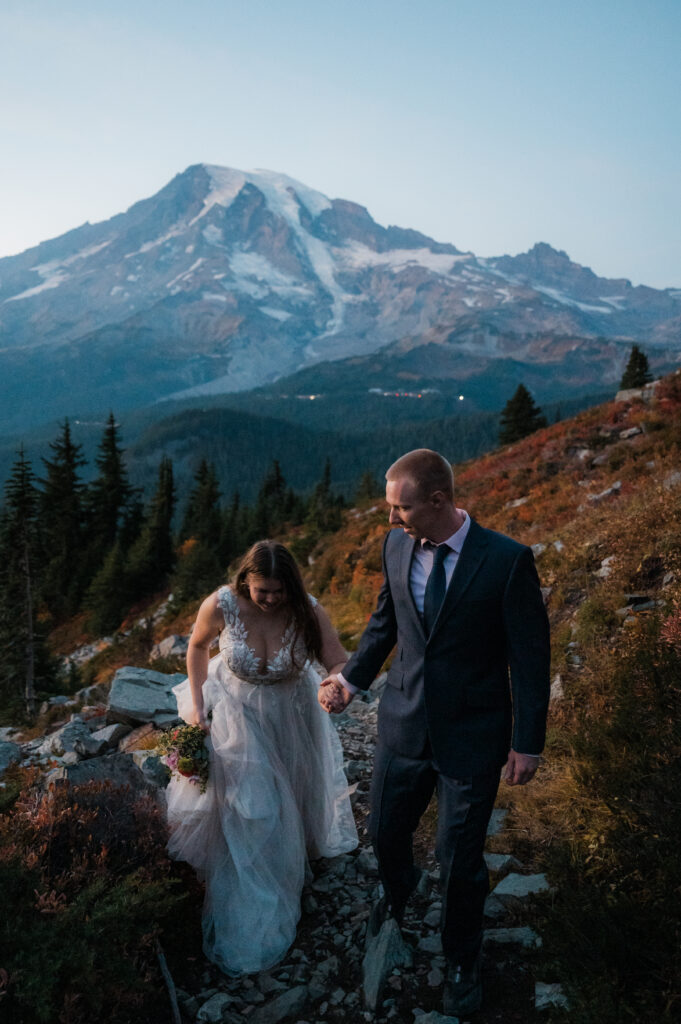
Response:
[386,476,439,540]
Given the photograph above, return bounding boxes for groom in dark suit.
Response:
[319,448,550,1016]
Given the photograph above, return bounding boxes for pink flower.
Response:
[165,751,179,770]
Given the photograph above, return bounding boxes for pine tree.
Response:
[620,345,652,389]
[498,385,548,445]
[85,541,130,635]
[180,460,222,544]
[39,418,87,619]
[86,413,134,548]
[125,456,176,599]
[252,461,289,539]
[354,470,381,502]
[306,459,343,533]
[172,460,223,608]
[0,449,52,715]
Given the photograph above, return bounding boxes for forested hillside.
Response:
[1,373,679,1021]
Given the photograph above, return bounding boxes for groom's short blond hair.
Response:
[386,449,454,501]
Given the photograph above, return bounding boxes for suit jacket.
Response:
[342,520,551,776]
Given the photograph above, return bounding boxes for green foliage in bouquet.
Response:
[157,723,210,792]
[0,774,197,1024]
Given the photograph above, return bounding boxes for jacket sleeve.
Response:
[502,545,551,755]
[342,532,398,692]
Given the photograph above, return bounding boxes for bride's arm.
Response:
[186,592,224,730]
[314,602,347,677]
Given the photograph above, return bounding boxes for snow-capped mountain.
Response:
[0,164,679,432]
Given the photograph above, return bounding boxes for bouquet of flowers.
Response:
[157,724,210,792]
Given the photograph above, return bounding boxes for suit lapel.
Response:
[429,519,489,637]
[397,532,425,637]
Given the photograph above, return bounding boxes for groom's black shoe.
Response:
[443,954,482,1016]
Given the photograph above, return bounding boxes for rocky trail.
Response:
[0,671,568,1024]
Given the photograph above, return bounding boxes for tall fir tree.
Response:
[306,459,343,533]
[498,384,548,445]
[620,345,652,389]
[125,456,176,600]
[0,448,52,715]
[172,460,223,607]
[85,541,130,635]
[39,418,87,619]
[86,412,135,552]
[180,460,222,544]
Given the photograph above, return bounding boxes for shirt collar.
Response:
[421,510,470,554]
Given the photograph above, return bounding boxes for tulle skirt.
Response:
[166,654,358,975]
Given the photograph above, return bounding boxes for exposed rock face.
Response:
[45,752,154,791]
[0,741,21,776]
[107,666,185,727]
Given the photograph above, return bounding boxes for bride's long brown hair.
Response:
[234,540,323,667]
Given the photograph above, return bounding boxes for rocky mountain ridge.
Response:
[0,164,679,433]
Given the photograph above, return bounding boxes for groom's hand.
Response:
[318,677,354,714]
[503,750,539,786]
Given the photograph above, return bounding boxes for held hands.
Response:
[318,676,354,714]
[504,750,539,786]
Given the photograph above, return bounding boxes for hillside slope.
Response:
[34,371,681,1021]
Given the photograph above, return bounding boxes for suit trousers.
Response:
[369,741,500,967]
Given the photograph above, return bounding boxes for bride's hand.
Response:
[187,706,210,732]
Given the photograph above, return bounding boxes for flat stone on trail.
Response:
[483,927,542,949]
[535,981,570,1011]
[197,991,235,1022]
[412,1012,461,1023]
[363,917,413,1010]
[492,872,551,902]
[486,807,508,835]
[107,665,185,726]
[484,852,522,874]
[417,933,443,954]
[249,985,309,1024]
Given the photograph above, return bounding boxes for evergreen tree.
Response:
[498,385,548,445]
[354,470,381,502]
[620,345,652,389]
[85,541,130,636]
[125,457,176,599]
[0,449,52,714]
[85,412,135,552]
[252,461,289,539]
[172,460,224,608]
[306,459,343,533]
[180,460,222,544]
[39,418,87,619]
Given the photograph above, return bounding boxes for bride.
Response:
[166,540,358,975]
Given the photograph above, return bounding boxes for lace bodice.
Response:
[216,586,315,685]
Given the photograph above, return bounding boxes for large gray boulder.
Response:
[45,752,155,792]
[0,741,21,777]
[38,720,108,759]
[107,666,185,727]
[150,634,190,661]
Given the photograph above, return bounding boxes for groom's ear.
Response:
[429,490,447,508]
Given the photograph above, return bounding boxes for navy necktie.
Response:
[423,543,450,634]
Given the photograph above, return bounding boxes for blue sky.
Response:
[1,0,679,287]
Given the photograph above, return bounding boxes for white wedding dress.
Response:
[166,586,358,975]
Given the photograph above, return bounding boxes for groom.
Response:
[319,448,550,1016]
